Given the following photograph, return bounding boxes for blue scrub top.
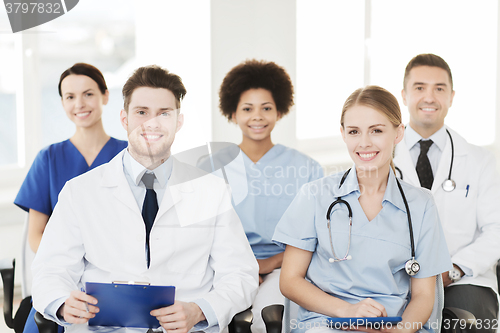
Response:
[273,167,452,328]
[199,144,323,259]
[15,137,128,216]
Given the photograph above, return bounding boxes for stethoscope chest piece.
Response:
[405,258,420,276]
[442,179,456,192]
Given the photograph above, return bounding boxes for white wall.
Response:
[210,0,297,148]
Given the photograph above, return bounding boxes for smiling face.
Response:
[60,74,109,128]
[232,88,281,144]
[120,87,183,170]
[341,104,404,173]
[402,66,455,138]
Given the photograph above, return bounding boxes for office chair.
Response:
[1,214,36,333]
[30,308,253,333]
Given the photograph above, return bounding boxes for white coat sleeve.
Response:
[452,151,500,277]
[31,182,86,320]
[198,185,259,331]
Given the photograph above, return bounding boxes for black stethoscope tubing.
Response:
[396,129,455,191]
[327,168,420,275]
[446,129,455,183]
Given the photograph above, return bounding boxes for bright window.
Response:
[38,0,135,147]
[0,22,19,166]
[297,0,498,146]
[296,0,365,140]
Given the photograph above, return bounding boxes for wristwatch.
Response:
[448,267,462,283]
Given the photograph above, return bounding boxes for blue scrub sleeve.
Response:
[309,160,324,182]
[272,183,319,252]
[413,193,453,278]
[14,149,52,215]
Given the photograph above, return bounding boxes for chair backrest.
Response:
[496,259,500,293]
[428,274,444,333]
[20,214,35,298]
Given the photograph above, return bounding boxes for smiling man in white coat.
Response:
[394,54,500,332]
[31,65,259,333]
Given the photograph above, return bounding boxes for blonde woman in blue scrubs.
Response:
[273,86,452,333]
[213,59,323,333]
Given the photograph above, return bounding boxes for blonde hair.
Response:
[340,85,402,172]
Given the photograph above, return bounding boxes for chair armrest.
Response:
[262,304,284,333]
[228,307,253,333]
[0,258,15,329]
[496,258,500,293]
[34,311,58,333]
[442,307,477,333]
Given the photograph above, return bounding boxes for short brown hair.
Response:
[403,54,453,90]
[122,65,187,111]
[219,59,294,121]
[59,63,107,97]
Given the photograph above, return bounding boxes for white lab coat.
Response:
[32,151,259,333]
[394,126,500,294]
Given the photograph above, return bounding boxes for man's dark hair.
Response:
[122,65,187,111]
[404,54,453,90]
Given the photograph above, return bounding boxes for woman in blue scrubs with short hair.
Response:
[15,63,127,333]
[273,86,452,333]
[215,59,323,333]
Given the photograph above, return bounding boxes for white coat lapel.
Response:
[155,158,193,221]
[101,151,142,216]
[394,139,420,187]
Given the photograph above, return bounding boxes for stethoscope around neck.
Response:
[326,168,421,276]
[395,129,456,192]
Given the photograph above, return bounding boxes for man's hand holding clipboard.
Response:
[151,301,206,333]
[58,290,99,324]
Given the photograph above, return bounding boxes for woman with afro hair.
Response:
[217,59,323,332]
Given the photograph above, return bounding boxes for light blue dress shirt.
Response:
[121,151,217,330]
[273,167,452,331]
[404,126,472,277]
[47,151,218,330]
[405,125,447,177]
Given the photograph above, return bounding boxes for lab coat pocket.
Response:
[440,188,476,253]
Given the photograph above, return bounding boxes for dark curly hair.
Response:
[219,59,294,121]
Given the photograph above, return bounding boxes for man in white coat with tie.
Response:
[394,54,500,332]
[31,65,259,333]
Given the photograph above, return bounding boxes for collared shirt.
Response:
[122,149,173,210]
[121,150,217,330]
[404,126,472,278]
[273,167,452,329]
[47,151,218,330]
[405,125,447,176]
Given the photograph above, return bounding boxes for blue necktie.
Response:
[141,173,158,268]
[416,140,434,190]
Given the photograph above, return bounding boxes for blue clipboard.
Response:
[86,282,175,328]
[327,316,402,328]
